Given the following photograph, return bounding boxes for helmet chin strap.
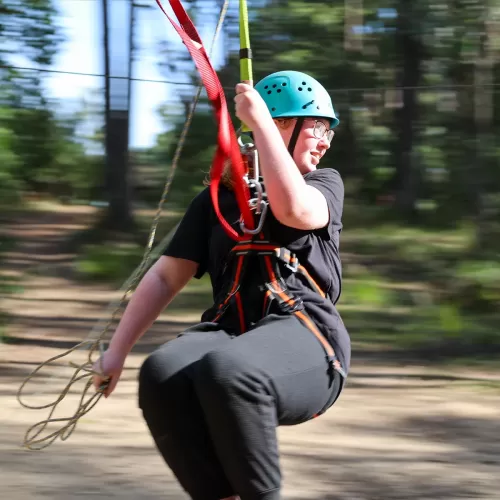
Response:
[287,117,305,160]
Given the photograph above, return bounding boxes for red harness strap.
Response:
[155,0,254,241]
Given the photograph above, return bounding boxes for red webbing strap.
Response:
[155,0,255,241]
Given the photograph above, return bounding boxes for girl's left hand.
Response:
[234,83,272,131]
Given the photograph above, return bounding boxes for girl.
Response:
[93,70,351,500]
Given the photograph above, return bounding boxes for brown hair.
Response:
[203,159,237,190]
[203,119,295,190]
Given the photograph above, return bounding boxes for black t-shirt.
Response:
[164,168,351,374]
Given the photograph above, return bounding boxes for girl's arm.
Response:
[252,121,329,230]
[234,83,329,230]
[93,255,197,396]
[106,255,197,357]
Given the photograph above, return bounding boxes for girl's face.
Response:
[275,118,333,174]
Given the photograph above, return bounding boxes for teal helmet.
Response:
[255,70,339,129]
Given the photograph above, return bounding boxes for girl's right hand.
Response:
[92,348,127,398]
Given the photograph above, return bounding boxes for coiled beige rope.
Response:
[17,0,230,451]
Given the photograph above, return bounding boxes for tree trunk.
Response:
[392,5,424,219]
[474,27,495,251]
[100,0,135,232]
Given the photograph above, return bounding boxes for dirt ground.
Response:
[1,206,500,499]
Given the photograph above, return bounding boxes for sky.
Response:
[43,0,227,149]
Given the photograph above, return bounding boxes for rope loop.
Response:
[17,0,230,451]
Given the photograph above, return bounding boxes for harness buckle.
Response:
[276,248,299,273]
[285,257,299,273]
[264,279,304,313]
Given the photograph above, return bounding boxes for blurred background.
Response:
[1,0,500,498]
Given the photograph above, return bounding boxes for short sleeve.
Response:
[304,168,344,238]
[163,188,211,279]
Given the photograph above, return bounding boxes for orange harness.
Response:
[210,236,347,379]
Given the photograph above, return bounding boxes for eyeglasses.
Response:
[312,120,334,143]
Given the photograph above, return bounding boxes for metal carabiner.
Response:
[240,200,268,235]
[237,130,267,233]
[247,180,264,214]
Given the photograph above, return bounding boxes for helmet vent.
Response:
[277,89,282,93]
[308,87,312,92]
[282,82,287,86]
[302,81,306,85]
[298,87,303,91]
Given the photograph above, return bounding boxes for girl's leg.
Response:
[193,314,344,500]
[138,324,236,500]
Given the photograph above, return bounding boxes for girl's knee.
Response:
[194,348,266,396]
[138,345,199,412]
[138,350,161,410]
[197,349,244,385]
[138,347,181,409]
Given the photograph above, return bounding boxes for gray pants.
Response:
[138,314,343,500]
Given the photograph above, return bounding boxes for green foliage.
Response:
[0,101,99,202]
[0,0,87,204]
[453,260,500,308]
[151,100,218,207]
[75,242,146,285]
[0,0,63,66]
[0,107,22,206]
[142,0,500,361]
[335,220,500,358]
[1,0,499,362]
[342,274,395,308]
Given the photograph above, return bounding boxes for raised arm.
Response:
[234,82,332,231]
[251,118,329,230]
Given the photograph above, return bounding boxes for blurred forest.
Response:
[1,0,500,360]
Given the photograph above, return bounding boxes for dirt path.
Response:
[1,207,500,499]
